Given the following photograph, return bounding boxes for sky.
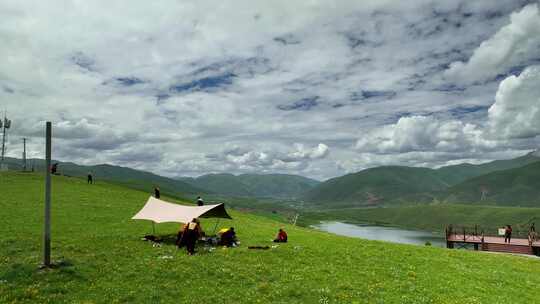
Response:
[1,0,540,180]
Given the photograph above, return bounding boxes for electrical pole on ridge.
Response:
[0,113,12,171]
[22,138,27,172]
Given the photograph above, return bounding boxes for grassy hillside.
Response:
[183,173,320,199]
[435,151,540,186]
[441,161,540,206]
[299,204,540,234]
[3,172,540,303]
[303,166,446,206]
[303,151,540,207]
[3,157,207,198]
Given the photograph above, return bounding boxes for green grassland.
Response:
[298,204,540,234]
[2,172,540,303]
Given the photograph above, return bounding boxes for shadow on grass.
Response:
[140,233,230,256]
[1,259,86,285]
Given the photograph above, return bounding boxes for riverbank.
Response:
[298,204,540,233]
[312,221,445,247]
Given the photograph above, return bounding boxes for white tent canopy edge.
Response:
[131,196,232,224]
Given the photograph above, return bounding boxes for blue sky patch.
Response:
[449,105,489,118]
[71,52,96,72]
[277,96,319,111]
[170,72,236,93]
[115,77,145,86]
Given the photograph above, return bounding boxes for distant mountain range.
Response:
[303,151,540,207]
[180,173,320,199]
[3,150,539,207]
[2,157,319,200]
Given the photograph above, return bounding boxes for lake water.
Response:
[314,222,445,247]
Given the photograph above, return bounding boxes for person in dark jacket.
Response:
[51,163,58,175]
[87,172,93,184]
[504,225,512,243]
[196,196,204,206]
[154,186,160,199]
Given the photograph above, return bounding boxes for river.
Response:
[314,221,445,247]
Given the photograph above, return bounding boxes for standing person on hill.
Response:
[87,172,93,184]
[154,186,160,199]
[196,196,204,206]
[504,225,512,243]
[51,163,58,175]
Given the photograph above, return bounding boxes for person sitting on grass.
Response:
[219,227,238,247]
[273,228,288,243]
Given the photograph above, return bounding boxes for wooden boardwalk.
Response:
[446,234,540,255]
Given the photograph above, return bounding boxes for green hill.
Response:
[303,166,448,206]
[3,172,540,303]
[304,151,540,207]
[182,173,320,199]
[181,173,253,197]
[435,151,540,186]
[441,161,540,206]
[3,157,207,198]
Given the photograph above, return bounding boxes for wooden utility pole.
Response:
[43,122,52,267]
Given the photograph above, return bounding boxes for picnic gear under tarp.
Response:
[131,196,232,224]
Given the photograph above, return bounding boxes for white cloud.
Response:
[445,3,540,83]
[488,65,540,139]
[355,116,498,154]
[287,143,329,160]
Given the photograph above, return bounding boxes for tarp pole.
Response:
[152,222,156,235]
[212,218,220,235]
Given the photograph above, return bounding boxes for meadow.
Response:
[2,172,540,303]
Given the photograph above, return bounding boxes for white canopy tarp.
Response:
[132,196,232,224]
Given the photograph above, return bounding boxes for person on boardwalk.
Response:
[154,186,160,199]
[273,228,288,243]
[529,223,537,245]
[87,172,93,184]
[504,225,512,243]
[196,196,204,206]
[182,218,202,255]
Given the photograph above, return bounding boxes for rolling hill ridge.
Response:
[304,151,540,207]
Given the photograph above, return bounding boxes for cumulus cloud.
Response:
[204,143,329,174]
[355,116,497,154]
[488,65,540,139]
[286,143,329,160]
[445,3,540,83]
